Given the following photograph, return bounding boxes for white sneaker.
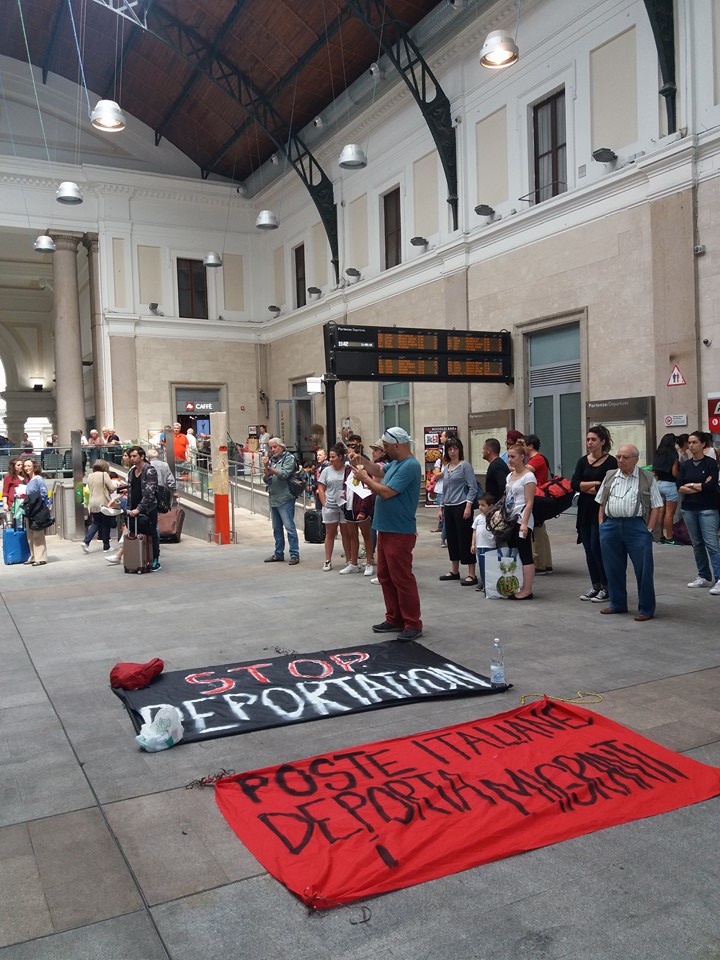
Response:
[322,561,332,572]
[339,563,362,574]
[105,553,122,564]
[81,543,89,554]
[710,580,720,595]
[370,577,380,585]
[687,577,713,588]
[364,564,375,577]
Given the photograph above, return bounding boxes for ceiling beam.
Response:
[344,0,458,231]
[42,3,66,85]
[102,23,144,100]
[154,1,250,148]
[642,0,676,134]
[91,0,340,283]
[202,9,351,179]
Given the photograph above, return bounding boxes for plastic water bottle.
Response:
[490,638,506,688]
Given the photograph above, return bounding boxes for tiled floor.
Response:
[0,509,718,959]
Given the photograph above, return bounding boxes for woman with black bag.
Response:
[23,460,52,566]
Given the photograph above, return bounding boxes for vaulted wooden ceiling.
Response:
[1,0,448,183]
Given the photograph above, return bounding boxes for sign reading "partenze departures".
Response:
[114,641,507,744]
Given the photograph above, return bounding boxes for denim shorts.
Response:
[657,479,678,503]
[322,505,346,524]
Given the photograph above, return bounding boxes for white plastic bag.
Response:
[135,706,184,752]
[484,547,524,599]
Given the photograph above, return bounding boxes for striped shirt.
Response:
[596,467,662,518]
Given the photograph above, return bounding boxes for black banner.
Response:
[114,641,508,745]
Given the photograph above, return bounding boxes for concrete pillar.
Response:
[82,233,107,430]
[50,232,86,445]
[650,189,699,434]
[3,415,27,447]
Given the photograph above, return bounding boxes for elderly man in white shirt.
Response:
[595,444,663,621]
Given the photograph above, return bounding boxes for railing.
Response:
[0,445,127,477]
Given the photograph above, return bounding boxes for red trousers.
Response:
[377,531,422,630]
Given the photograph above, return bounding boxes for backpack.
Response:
[157,485,172,514]
[110,658,164,690]
[533,475,574,523]
[485,494,519,547]
[286,457,310,498]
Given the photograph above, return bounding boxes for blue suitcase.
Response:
[3,527,31,565]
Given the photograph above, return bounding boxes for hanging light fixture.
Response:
[479,30,519,68]
[203,251,223,267]
[90,99,126,132]
[34,235,56,253]
[338,144,368,169]
[256,210,279,230]
[56,181,83,204]
[480,0,522,69]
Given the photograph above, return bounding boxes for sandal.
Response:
[461,576,478,586]
[439,572,460,581]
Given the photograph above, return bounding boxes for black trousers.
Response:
[443,502,475,566]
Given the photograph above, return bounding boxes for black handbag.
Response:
[485,495,518,547]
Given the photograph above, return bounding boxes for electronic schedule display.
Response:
[323,323,512,383]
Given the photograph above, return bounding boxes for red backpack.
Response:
[110,658,164,690]
[533,476,574,523]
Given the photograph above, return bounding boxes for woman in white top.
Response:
[317,443,352,572]
[505,442,536,599]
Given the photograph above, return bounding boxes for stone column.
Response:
[50,232,86,445]
[82,233,107,430]
[3,415,27,448]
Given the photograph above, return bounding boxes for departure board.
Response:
[377,331,439,351]
[378,357,439,376]
[447,334,505,354]
[324,323,512,383]
[447,359,506,377]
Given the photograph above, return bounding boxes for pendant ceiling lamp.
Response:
[34,235,56,253]
[203,251,223,267]
[480,0,522,69]
[338,143,368,169]
[90,99,126,132]
[56,181,83,204]
[256,209,279,230]
[479,31,519,68]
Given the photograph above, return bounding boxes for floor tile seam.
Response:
[0,593,174,960]
[596,665,720,698]
[0,906,150,952]
[145,868,269,909]
[0,800,98,831]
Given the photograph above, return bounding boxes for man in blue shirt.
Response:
[351,427,422,641]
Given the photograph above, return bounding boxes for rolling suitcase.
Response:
[158,506,185,543]
[304,508,325,544]
[124,517,153,574]
[3,526,31,565]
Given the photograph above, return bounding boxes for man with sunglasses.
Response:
[351,427,422,641]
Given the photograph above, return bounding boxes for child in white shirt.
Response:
[471,493,497,594]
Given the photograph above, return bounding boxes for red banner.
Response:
[215,699,720,908]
